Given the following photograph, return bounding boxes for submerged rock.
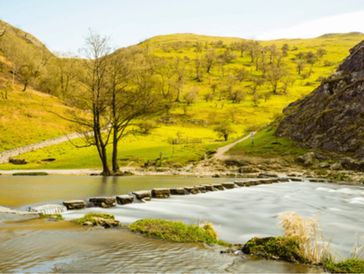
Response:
[116,195,134,205]
[29,204,67,215]
[89,197,116,208]
[151,188,170,199]
[63,200,86,210]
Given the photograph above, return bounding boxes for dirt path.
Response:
[213,132,253,160]
[0,132,83,164]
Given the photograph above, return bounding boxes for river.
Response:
[0,175,363,273]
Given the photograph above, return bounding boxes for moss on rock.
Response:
[242,236,307,263]
[129,219,226,245]
[324,259,364,273]
[73,212,120,228]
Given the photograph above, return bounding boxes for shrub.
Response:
[324,259,364,273]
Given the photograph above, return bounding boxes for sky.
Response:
[1,0,364,54]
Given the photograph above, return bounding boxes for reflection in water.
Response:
[0,221,321,273]
[0,175,230,208]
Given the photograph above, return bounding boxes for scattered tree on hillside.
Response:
[204,48,216,73]
[184,86,199,105]
[214,122,235,141]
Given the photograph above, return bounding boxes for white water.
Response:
[63,181,364,259]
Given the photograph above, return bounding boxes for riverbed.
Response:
[0,175,363,272]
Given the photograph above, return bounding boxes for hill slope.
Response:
[276,40,364,160]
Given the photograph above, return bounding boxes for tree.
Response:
[281,43,289,56]
[66,31,113,175]
[184,87,199,105]
[107,48,166,173]
[229,88,244,103]
[214,122,235,141]
[204,48,216,73]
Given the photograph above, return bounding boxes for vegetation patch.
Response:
[39,213,64,221]
[324,259,364,273]
[242,236,306,263]
[129,218,227,245]
[73,212,120,228]
[228,124,306,158]
[12,172,48,176]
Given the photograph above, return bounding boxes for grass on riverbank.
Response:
[0,125,230,170]
[227,124,306,158]
[129,218,227,246]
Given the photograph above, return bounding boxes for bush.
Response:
[129,219,224,245]
[324,259,364,273]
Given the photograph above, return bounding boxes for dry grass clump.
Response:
[279,211,331,264]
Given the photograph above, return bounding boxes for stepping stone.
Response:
[184,186,199,194]
[212,184,224,190]
[204,185,216,191]
[116,195,134,205]
[89,197,116,208]
[132,190,152,201]
[222,182,236,189]
[170,188,187,195]
[151,188,170,198]
[63,200,86,210]
[196,185,207,193]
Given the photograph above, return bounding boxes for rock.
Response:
[319,162,330,168]
[196,185,207,193]
[132,190,152,201]
[116,195,134,205]
[242,236,306,264]
[8,158,27,165]
[29,204,67,214]
[170,188,187,195]
[296,152,316,166]
[184,186,199,194]
[330,162,343,170]
[204,185,215,192]
[278,177,290,182]
[341,157,364,171]
[222,182,235,189]
[83,221,93,226]
[151,188,170,198]
[41,158,56,162]
[288,177,303,182]
[308,178,326,183]
[63,200,86,210]
[212,184,224,190]
[238,166,259,173]
[92,217,120,228]
[258,172,279,178]
[89,197,116,208]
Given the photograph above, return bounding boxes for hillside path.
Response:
[213,132,254,160]
[0,132,83,164]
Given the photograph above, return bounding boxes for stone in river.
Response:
[89,197,116,208]
[63,200,86,210]
[151,188,170,198]
[116,195,134,205]
[170,188,187,195]
[132,190,152,201]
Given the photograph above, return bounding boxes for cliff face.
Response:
[276,41,364,160]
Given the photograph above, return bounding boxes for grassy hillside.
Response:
[0,21,76,151]
[1,24,363,168]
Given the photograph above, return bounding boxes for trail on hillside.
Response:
[0,132,82,164]
[213,133,253,160]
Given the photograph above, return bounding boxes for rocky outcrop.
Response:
[132,190,152,201]
[277,40,364,161]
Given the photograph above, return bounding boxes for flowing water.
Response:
[0,175,363,273]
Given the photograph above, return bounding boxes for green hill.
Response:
[1,19,363,169]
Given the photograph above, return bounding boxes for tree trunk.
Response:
[112,127,119,174]
[22,81,28,92]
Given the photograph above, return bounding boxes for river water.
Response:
[0,175,363,273]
